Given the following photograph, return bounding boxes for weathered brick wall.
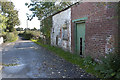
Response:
[71,2,118,59]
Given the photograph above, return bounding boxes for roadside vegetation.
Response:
[31,39,101,78]
[0,1,20,42]
[3,30,18,42]
[19,29,40,40]
[31,39,120,79]
[95,52,120,78]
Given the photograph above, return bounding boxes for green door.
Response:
[76,23,85,55]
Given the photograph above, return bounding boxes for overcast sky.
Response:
[11,0,40,29]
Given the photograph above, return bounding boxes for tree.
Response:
[0,14,7,34]
[25,1,73,20]
[0,2,20,32]
[33,27,37,31]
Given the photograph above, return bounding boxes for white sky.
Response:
[11,0,40,29]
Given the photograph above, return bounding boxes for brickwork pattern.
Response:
[71,2,118,59]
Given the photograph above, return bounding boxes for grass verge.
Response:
[31,39,103,78]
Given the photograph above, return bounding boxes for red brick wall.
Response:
[71,2,118,59]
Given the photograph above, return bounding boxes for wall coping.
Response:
[72,17,88,22]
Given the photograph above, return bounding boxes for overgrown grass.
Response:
[31,39,103,78]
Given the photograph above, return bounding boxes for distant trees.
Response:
[16,27,23,31]
[23,27,38,31]
[31,27,37,31]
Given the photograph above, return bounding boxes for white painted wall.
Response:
[51,8,71,52]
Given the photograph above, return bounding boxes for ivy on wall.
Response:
[41,16,52,44]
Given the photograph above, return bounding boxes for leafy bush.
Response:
[13,30,18,36]
[22,30,40,40]
[95,52,120,78]
[83,56,96,68]
[30,31,40,40]
[81,56,98,76]
[38,37,45,44]
[23,32,32,40]
[4,32,18,42]
[6,33,15,42]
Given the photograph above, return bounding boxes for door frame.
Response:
[72,17,88,55]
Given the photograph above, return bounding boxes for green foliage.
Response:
[16,27,23,31]
[13,29,18,37]
[22,30,40,40]
[83,56,96,69]
[95,52,120,78]
[0,14,8,35]
[2,28,18,42]
[4,32,18,42]
[23,31,33,40]
[0,1,20,32]
[25,1,73,20]
[41,16,52,44]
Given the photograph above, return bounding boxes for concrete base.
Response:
[0,37,3,44]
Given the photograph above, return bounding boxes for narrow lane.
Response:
[2,37,95,78]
